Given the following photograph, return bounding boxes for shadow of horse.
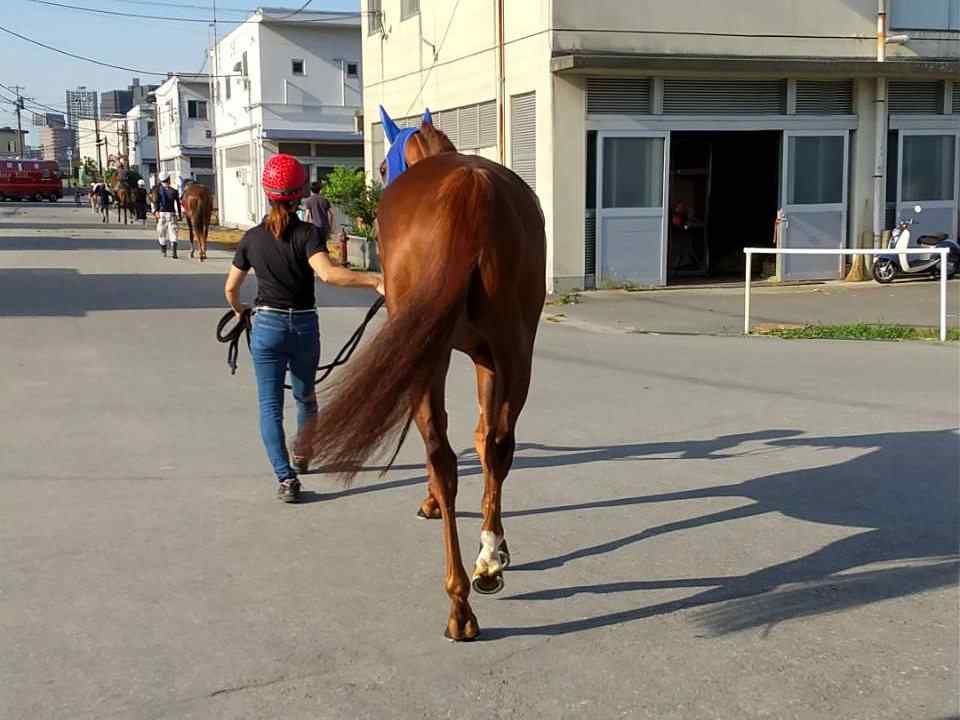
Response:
[480,428,959,638]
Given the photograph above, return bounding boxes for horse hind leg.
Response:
[186,217,196,259]
[414,357,479,641]
[470,341,531,596]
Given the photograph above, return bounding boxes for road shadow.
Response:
[0,236,156,251]
[481,428,959,639]
[0,221,146,231]
[0,268,379,316]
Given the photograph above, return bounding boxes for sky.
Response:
[0,0,359,144]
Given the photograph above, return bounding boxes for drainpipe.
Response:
[873,0,887,251]
[496,0,506,165]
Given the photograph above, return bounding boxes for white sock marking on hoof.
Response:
[475,530,504,576]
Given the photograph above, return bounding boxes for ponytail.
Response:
[266,200,296,240]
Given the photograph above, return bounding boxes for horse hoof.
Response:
[443,618,480,642]
[416,508,440,520]
[476,540,511,570]
[472,572,504,595]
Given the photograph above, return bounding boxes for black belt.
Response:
[215,298,385,387]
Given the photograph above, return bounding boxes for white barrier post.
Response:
[744,249,752,335]
[941,248,948,343]
[742,247,952,342]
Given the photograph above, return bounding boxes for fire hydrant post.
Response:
[338,229,348,267]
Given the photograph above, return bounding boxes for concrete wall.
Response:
[258,23,362,108]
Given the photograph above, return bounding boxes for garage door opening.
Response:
[667,131,780,284]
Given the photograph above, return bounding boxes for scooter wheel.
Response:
[946,257,959,281]
[873,258,896,284]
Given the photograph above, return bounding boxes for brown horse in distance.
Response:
[181,182,212,261]
[308,115,546,641]
[111,179,132,225]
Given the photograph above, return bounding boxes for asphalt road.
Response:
[2,202,958,720]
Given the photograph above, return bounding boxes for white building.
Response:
[125,104,157,181]
[77,116,127,174]
[363,0,960,292]
[154,74,214,192]
[211,8,363,228]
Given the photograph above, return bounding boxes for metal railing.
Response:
[743,247,951,342]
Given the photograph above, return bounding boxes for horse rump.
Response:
[308,165,494,483]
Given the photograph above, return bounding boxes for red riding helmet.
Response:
[262,154,307,202]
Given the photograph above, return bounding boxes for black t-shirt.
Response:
[303,194,332,237]
[233,214,328,310]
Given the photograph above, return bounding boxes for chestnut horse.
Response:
[182,182,212,261]
[308,108,545,641]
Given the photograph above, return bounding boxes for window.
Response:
[191,156,213,170]
[346,62,359,78]
[225,77,231,101]
[602,137,663,208]
[401,0,419,20]
[891,0,960,30]
[279,142,312,157]
[902,135,956,202]
[291,59,305,76]
[187,100,208,120]
[368,0,383,34]
[147,121,156,136]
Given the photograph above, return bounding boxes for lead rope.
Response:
[216,297,385,388]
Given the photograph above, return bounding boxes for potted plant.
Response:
[320,167,383,270]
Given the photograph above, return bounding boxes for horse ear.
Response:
[422,108,433,126]
[379,105,401,144]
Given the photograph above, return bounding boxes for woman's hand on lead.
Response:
[234,303,250,319]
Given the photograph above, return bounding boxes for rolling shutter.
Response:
[435,109,459,149]
[510,92,536,191]
[663,79,787,114]
[371,123,384,177]
[953,82,959,113]
[888,81,944,114]
[459,104,480,150]
[795,80,854,115]
[479,101,497,147]
[586,78,652,115]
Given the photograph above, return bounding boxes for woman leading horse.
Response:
[306,108,546,641]
[224,155,383,502]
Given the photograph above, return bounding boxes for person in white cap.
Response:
[153,171,182,258]
[134,178,149,224]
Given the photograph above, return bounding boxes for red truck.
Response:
[0,159,63,202]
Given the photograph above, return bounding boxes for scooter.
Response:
[873,205,960,284]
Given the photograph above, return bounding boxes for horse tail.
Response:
[309,164,493,483]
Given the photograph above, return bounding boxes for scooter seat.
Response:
[917,233,948,247]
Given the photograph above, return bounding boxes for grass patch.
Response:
[762,323,959,342]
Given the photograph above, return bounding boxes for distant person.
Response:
[94,183,112,224]
[303,182,334,242]
[153,172,182,258]
[134,179,149,224]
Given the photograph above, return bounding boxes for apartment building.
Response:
[211,7,363,227]
[154,74,214,191]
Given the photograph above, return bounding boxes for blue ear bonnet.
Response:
[379,106,433,186]
[384,127,418,186]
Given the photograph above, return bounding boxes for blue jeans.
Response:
[250,309,321,482]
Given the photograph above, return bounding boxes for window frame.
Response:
[346,62,359,79]
[401,0,420,21]
[291,58,306,76]
[368,0,383,35]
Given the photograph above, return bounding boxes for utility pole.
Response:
[10,85,26,157]
[94,105,103,177]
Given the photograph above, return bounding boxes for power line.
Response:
[26,0,244,25]
[83,0,253,14]
[271,0,314,21]
[405,0,464,115]
[0,24,244,78]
